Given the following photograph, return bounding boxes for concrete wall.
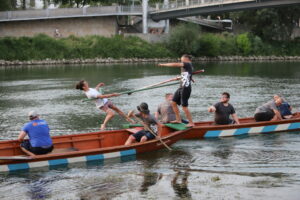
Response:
[0,16,117,38]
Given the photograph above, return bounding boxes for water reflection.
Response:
[171,171,192,199]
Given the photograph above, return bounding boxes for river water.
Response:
[0,61,300,199]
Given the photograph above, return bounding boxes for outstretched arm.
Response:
[158,63,184,67]
[208,106,216,113]
[95,82,105,91]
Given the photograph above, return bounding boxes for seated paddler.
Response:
[125,102,162,145]
[18,111,53,157]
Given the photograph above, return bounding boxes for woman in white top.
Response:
[76,80,133,130]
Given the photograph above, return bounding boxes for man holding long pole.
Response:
[158,54,195,127]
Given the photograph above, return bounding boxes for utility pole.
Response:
[142,0,148,34]
[164,0,169,33]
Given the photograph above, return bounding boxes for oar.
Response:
[140,69,205,90]
[119,81,179,95]
[82,82,179,102]
[0,156,33,160]
[129,111,172,151]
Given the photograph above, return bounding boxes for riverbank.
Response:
[1,56,300,66]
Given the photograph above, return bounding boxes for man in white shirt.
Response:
[76,80,133,130]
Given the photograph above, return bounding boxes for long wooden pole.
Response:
[130,112,172,151]
[140,69,205,90]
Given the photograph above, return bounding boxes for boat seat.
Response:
[164,123,188,131]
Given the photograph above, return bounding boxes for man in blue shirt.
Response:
[18,111,53,156]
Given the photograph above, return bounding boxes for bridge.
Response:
[0,0,299,37]
[150,0,300,21]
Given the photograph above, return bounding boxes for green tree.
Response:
[228,6,300,41]
[166,23,200,56]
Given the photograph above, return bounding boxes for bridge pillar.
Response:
[142,0,148,34]
[164,0,169,33]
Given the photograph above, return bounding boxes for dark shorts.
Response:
[172,87,191,107]
[133,130,156,142]
[254,109,275,122]
[21,140,53,155]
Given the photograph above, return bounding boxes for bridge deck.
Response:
[0,6,143,22]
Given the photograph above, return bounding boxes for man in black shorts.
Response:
[125,102,162,145]
[208,92,240,125]
[158,54,194,127]
[254,97,283,121]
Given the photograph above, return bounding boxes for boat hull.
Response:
[185,113,300,139]
[0,127,186,172]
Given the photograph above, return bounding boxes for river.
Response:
[0,61,300,199]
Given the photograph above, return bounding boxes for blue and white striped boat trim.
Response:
[0,149,136,172]
[204,122,300,138]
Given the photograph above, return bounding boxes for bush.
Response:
[0,34,173,61]
[166,23,200,56]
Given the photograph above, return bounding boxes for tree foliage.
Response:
[229,6,300,41]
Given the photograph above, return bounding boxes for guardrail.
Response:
[0,6,143,22]
[153,0,255,11]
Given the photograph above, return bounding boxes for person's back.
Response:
[254,99,283,122]
[19,111,53,156]
[23,119,52,148]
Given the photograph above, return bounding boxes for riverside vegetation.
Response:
[0,23,300,62]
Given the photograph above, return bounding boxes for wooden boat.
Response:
[0,126,186,173]
[165,112,300,139]
[125,112,300,139]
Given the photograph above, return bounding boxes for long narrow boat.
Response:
[125,112,300,139]
[165,112,300,139]
[0,126,186,173]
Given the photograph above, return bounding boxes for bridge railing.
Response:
[153,0,255,11]
[0,6,143,21]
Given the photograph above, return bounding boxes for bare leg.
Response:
[171,101,182,123]
[110,104,134,123]
[125,135,136,145]
[101,109,115,130]
[182,106,194,127]
[20,146,36,157]
[140,136,148,143]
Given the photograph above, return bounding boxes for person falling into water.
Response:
[76,80,134,130]
[158,54,195,127]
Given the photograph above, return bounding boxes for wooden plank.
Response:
[0,156,33,160]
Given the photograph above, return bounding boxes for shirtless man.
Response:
[158,54,194,127]
[76,80,133,130]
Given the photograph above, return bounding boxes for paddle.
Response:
[129,110,172,151]
[0,156,33,160]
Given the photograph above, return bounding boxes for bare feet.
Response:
[170,120,182,124]
[186,123,194,128]
[100,124,106,130]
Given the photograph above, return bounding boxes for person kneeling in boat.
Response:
[155,93,188,124]
[208,92,240,125]
[76,80,134,130]
[125,102,162,145]
[273,95,293,119]
[254,97,283,122]
[18,111,53,157]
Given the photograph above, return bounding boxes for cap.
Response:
[28,111,39,118]
[137,102,150,114]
